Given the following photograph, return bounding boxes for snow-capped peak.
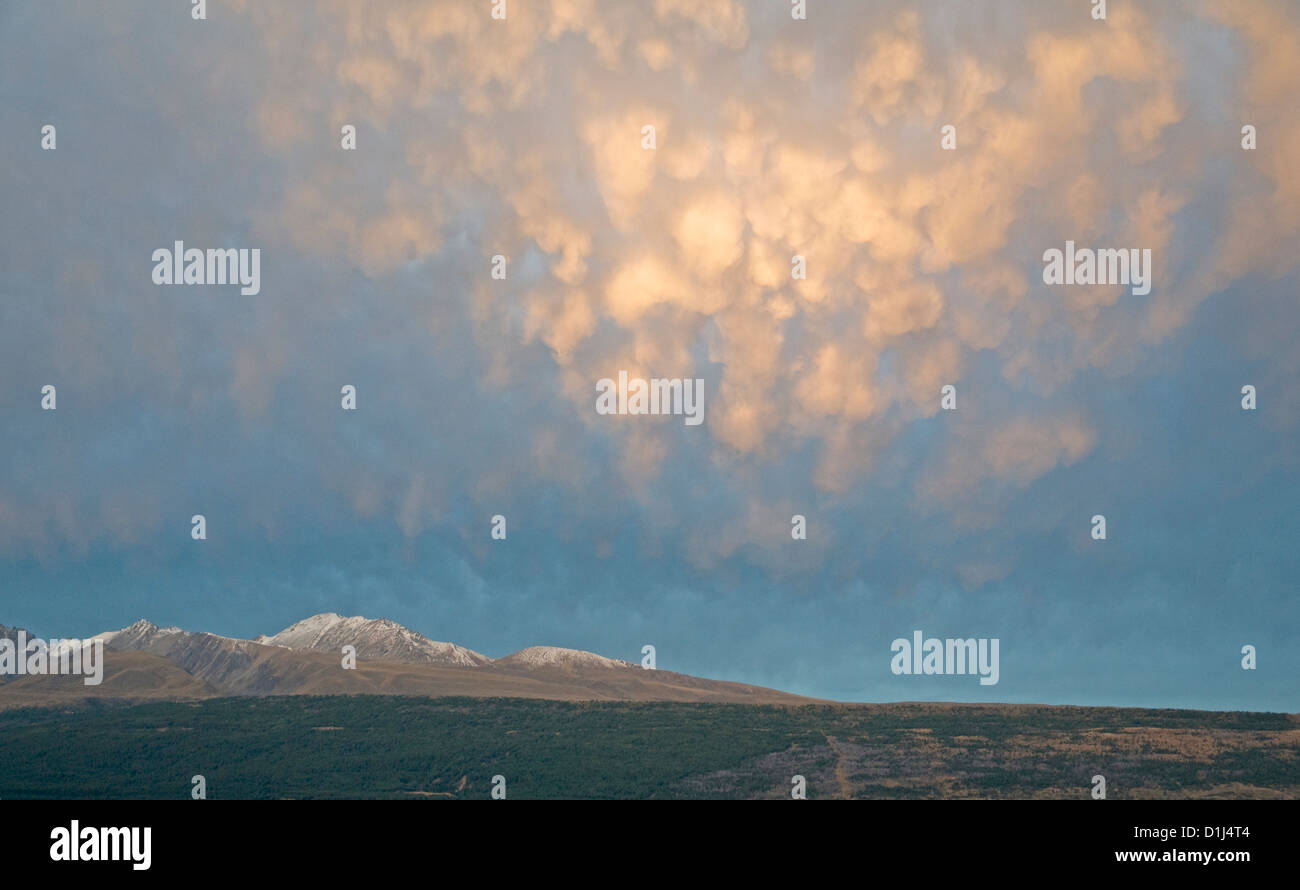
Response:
[254,613,348,649]
[99,618,185,649]
[498,646,633,670]
[256,613,491,667]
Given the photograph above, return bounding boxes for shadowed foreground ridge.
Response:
[1,697,1295,800]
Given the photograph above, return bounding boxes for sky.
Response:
[1,0,1297,710]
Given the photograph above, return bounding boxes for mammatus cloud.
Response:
[3,0,1298,609]
[254,3,1292,470]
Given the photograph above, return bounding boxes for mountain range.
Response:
[0,614,816,708]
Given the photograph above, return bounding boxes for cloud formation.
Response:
[1,0,1297,706]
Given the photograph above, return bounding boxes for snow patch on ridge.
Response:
[498,646,633,670]
[256,613,491,667]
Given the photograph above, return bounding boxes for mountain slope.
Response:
[0,614,820,706]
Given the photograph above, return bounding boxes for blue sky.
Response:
[1,0,1297,709]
